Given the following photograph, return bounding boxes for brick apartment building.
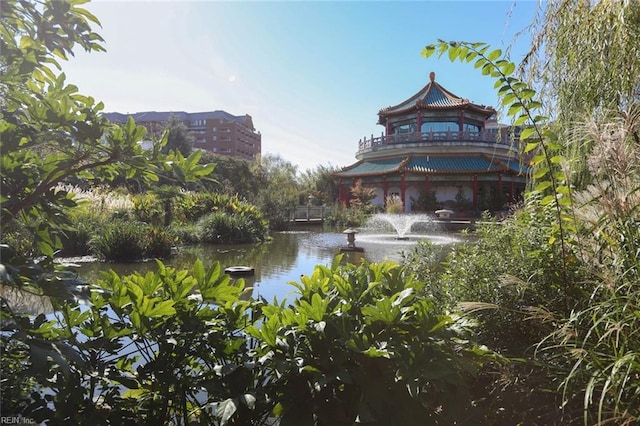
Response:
[104,110,262,161]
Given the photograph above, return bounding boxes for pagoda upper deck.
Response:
[356,128,514,158]
[355,71,515,160]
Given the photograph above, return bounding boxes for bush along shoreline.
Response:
[1,257,500,424]
[54,188,270,262]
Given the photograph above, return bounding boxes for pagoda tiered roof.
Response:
[377,72,495,123]
[334,154,527,178]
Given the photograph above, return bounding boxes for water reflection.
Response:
[6,229,461,315]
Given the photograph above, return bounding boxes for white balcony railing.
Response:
[357,129,515,155]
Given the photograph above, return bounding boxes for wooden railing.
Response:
[357,129,514,155]
[291,206,327,223]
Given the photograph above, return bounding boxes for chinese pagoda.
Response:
[334,72,527,216]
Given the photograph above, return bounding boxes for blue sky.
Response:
[63,0,541,172]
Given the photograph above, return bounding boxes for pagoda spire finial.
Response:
[429,71,435,82]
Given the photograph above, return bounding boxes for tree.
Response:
[349,178,377,210]
[162,114,195,157]
[252,154,299,230]
[420,1,640,421]
[199,151,261,199]
[297,163,340,206]
[0,0,213,284]
[521,0,640,187]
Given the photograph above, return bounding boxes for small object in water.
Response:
[340,228,364,252]
[224,266,255,276]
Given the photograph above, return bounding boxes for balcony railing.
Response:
[357,129,514,155]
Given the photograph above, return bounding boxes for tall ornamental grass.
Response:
[542,109,640,425]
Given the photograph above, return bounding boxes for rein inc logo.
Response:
[0,417,35,425]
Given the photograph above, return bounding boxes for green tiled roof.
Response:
[335,158,405,177]
[421,84,462,108]
[335,156,528,178]
[504,160,530,175]
[407,156,503,174]
[335,155,529,177]
[378,75,495,118]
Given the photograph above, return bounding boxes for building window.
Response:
[463,122,481,132]
[392,119,417,134]
[421,121,457,132]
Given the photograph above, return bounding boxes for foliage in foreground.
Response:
[418,26,640,424]
[1,259,497,425]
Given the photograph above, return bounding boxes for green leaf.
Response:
[533,166,549,179]
[535,181,552,192]
[363,346,391,358]
[448,46,459,62]
[524,142,538,153]
[473,58,487,69]
[520,127,537,141]
[500,61,515,76]
[146,300,176,318]
[507,102,523,116]
[193,259,205,284]
[38,241,54,257]
[514,114,529,126]
[465,51,478,63]
[421,45,436,58]
[501,92,516,106]
[487,49,502,61]
[123,389,147,399]
[541,195,556,205]
[520,89,536,100]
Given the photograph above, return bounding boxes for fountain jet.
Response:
[363,213,436,240]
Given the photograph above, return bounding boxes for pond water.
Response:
[1,226,461,315]
[72,226,461,304]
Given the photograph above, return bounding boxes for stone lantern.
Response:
[340,228,364,252]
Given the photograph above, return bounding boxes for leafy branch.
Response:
[421,40,574,311]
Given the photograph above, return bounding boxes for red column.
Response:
[510,180,515,202]
[472,175,478,210]
[417,111,422,134]
[383,175,388,205]
[400,172,406,209]
[385,119,391,137]
[338,180,347,206]
[497,174,503,207]
[458,110,464,132]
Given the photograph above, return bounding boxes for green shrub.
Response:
[58,209,107,257]
[170,222,201,245]
[198,211,265,244]
[385,194,404,213]
[90,219,149,262]
[176,192,269,239]
[2,256,502,424]
[131,193,163,224]
[0,220,37,259]
[404,204,592,423]
[325,205,371,228]
[1,260,263,424]
[248,257,499,424]
[146,226,176,259]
